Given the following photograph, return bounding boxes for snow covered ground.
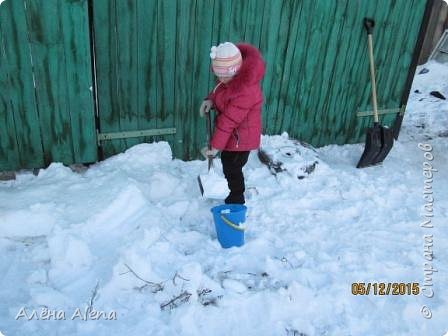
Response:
[1,61,447,336]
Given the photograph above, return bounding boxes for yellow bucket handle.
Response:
[220,214,246,231]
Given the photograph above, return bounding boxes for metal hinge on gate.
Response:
[356,105,406,118]
[96,128,176,146]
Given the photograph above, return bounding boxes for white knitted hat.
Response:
[210,42,242,77]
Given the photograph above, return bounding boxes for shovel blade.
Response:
[374,126,394,163]
[198,170,229,199]
[357,124,393,168]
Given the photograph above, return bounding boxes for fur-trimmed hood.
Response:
[224,43,265,93]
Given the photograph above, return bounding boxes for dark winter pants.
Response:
[221,150,250,204]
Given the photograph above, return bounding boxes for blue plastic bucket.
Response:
[211,204,247,248]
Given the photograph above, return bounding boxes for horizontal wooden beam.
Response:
[97,128,176,145]
[357,106,406,117]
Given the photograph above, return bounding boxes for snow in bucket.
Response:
[210,204,247,248]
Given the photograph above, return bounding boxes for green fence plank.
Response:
[380,0,426,129]
[328,1,362,144]
[243,0,265,46]
[228,0,249,43]
[92,0,125,155]
[0,21,20,171]
[189,0,215,158]
[115,0,140,149]
[173,0,196,159]
[0,3,20,171]
[212,0,232,44]
[0,0,44,169]
[376,0,403,107]
[287,0,316,141]
[136,0,158,146]
[259,0,284,135]
[338,0,375,144]
[25,0,74,164]
[301,0,335,144]
[60,0,97,163]
[273,0,302,136]
[311,0,350,145]
[282,1,312,140]
[156,0,176,145]
[186,0,202,159]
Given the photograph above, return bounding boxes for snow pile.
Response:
[259,132,322,179]
[404,61,448,138]
[0,62,447,336]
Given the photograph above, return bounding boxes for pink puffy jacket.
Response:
[208,43,265,151]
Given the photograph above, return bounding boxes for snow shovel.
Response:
[197,110,229,199]
[356,18,394,169]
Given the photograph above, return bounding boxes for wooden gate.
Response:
[0,0,96,171]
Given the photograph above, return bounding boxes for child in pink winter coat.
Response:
[200,42,265,204]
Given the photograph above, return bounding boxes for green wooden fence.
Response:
[0,0,429,171]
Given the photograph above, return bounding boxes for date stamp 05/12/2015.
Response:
[351,282,420,296]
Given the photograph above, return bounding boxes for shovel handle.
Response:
[206,110,212,149]
[364,18,375,35]
[364,17,379,124]
[205,110,213,170]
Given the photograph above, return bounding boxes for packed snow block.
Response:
[258,133,319,179]
[199,169,229,199]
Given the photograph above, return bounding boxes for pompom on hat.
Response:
[210,42,243,78]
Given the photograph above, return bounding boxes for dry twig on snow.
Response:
[160,291,192,311]
[120,263,164,293]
